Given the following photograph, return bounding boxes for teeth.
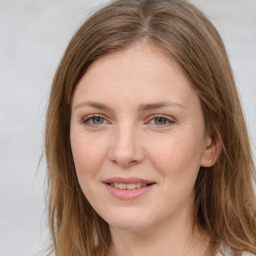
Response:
[119,183,126,190]
[127,184,136,190]
[110,183,148,190]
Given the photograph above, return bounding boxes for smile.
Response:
[109,183,148,190]
[103,177,156,200]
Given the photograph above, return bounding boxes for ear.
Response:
[200,131,222,167]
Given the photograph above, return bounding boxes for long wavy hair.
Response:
[45,0,256,255]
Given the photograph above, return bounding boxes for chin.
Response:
[110,221,152,232]
[102,210,154,232]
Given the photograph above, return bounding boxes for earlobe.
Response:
[200,132,222,167]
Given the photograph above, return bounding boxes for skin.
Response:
[70,43,219,256]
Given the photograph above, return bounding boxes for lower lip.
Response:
[104,183,155,200]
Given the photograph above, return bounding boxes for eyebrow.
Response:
[138,102,186,111]
[73,100,186,112]
[73,101,113,112]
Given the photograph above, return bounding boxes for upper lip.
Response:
[103,177,156,184]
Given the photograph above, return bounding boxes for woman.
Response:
[45,0,256,255]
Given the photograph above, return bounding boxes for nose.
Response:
[108,124,145,168]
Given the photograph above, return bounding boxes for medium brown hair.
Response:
[45,0,256,255]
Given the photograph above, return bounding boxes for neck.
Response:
[108,211,209,256]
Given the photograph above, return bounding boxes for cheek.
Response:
[147,131,204,178]
[70,132,107,180]
[70,133,112,216]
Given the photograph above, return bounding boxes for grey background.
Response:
[0,0,255,255]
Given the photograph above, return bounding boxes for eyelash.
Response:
[82,115,108,126]
[148,115,175,126]
[82,114,175,127]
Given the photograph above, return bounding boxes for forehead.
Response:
[72,43,198,110]
[84,43,183,83]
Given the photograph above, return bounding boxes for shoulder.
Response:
[216,244,256,256]
[216,251,255,256]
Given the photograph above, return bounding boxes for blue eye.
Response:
[83,115,106,125]
[91,116,104,124]
[150,116,173,126]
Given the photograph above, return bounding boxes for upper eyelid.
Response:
[82,114,108,123]
[83,114,106,119]
[81,113,175,123]
[148,114,175,121]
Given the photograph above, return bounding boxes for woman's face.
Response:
[70,44,213,232]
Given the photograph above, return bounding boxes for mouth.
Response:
[103,177,156,199]
[106,182,153,190]
[103,177,156,189]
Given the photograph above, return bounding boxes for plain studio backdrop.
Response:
[0,0,255,255]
